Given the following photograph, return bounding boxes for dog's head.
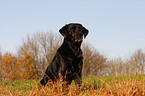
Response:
[59,23,88,43]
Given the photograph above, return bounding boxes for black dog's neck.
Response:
[64,38,82,51]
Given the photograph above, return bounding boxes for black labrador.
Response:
[40,23,88,88]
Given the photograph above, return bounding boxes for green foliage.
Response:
[0,79,39,92]
[0,75,144,91]
[0,75,144,95]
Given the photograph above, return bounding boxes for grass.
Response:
[0,75,144,96]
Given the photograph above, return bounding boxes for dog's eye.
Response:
[78,27,82,30]
[70,26,76,31]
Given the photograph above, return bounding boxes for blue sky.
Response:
[0,0,145,59]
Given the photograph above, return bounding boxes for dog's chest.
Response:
[59,48,82,69]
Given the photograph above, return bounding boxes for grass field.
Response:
[0,75,144,96]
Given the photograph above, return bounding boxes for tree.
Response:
[0,47,2,60]
[82,43,107,76]
[0,48,2,80]
[129,49,145,74]
[106,58,127,76]
[18,32,62,77]
[104,49,145,76]
[19,52,39,79]
[1,53,21,80]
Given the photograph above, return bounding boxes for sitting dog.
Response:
[40,23,88,88]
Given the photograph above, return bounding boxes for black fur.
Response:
[40,23,88,88]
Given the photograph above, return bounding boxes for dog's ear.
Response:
[59,24,69,38]
[83,27,89,38]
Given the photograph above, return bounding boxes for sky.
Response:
[0,0,145,59]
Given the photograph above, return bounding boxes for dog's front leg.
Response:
[74,75,82,88]
[74,57,83,89]
[74,74,82,94]
[74,65,83,91]
[40,75,49,86]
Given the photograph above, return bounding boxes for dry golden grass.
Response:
[0,75,144,96]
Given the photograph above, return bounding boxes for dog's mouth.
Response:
[71,33,83,43]
[75,39,82,42]
[74,37,83,42]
